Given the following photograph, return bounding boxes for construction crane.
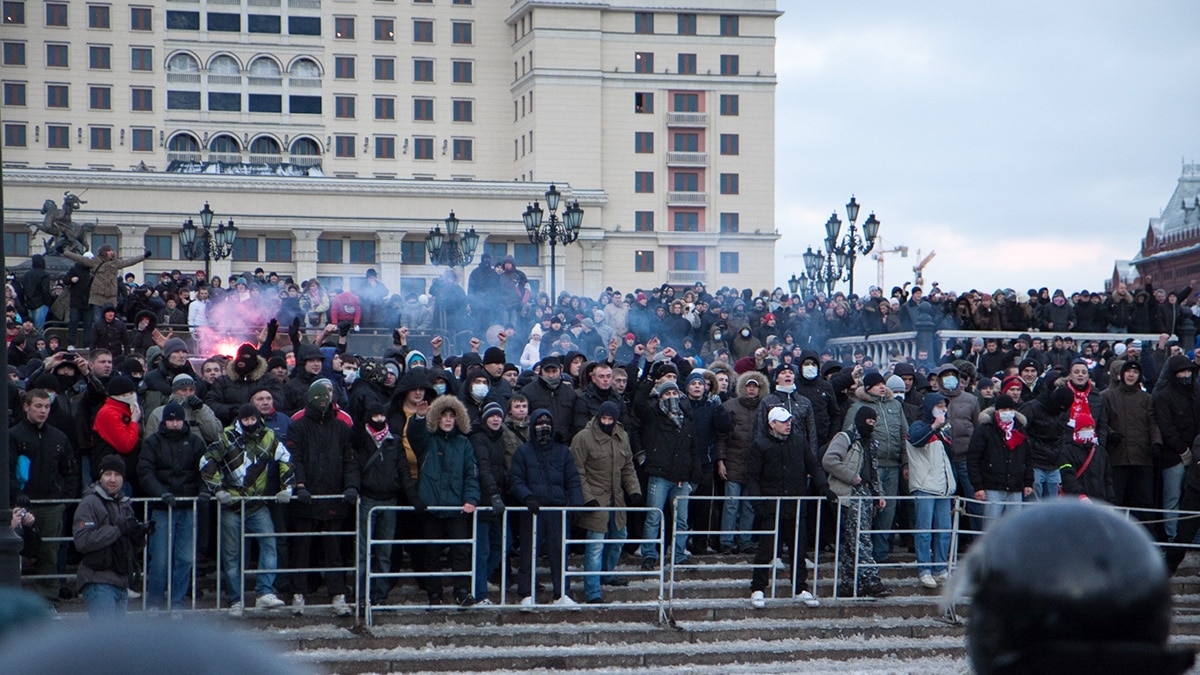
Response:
[870,244,908,290]
[913,249,937,287]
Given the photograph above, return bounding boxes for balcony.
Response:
[289,77,322,88]
[249,154,282,165]
[289,155,322,167]
[209,0,239,4]
[289,0,320,7]
[248,0,279,4]
[667,112,707,126]
[667,191,707,206]
[667,270,708,285]
[208,74,242,85]
[248,76,283,86]
[666,151,707,166]
[167,152,202,163]
[208,152,243,164]
[167,73,201,84]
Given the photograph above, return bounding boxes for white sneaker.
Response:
[934,571,951,583]
[519,596,535,612]
[228,601,244,617]
[291,593,305,615]
[553,594,579,607]
[772,558,786,570]
[127,588,142,599]
[750,590,766,608]
[475,598,494,606]
[795,590,820,608]
[331,594,352,616]
[256,593,285,609]
[919,574,939,589]
[805,558,816,570]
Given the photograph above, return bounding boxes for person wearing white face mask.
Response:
[935,363,981,527]
[794,351,840,448]
[967,395,1033,529]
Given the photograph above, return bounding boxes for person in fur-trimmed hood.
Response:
[206,342,282,425]
[413,394,479,607]
[967,395,1033,528]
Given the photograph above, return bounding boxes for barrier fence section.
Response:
[18,493,1198,620]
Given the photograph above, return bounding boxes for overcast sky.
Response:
[773,1,1200,297]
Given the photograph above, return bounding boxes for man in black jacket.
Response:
[137,402,206,610]
[10,388,73,603]
[285,379,359,616]
[746,406,827,608]
[634,379,700,569]
[519,357,579,443]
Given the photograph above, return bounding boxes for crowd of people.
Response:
[8,250,1200,616]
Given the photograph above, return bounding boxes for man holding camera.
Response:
[72,454,150,618]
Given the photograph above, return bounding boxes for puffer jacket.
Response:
[206,356,283,425]
[756,388,818,452]
[634,380,701,484]
[716,371,769,484]
[967,411,1033,493]
[844,386,909,468]
[519,376,580,443]
[905,394,956,497]
[569,416,639,533]
[137,422,207,510]
[417,396,480,517]
[795,351,840,446]
[510,407,583,508]
[683,390,731,466]
[470,424,509,510]
[941,385,980,461]
[72,481,143,589]
[287,402,360,520]
[1152,355,1200,469]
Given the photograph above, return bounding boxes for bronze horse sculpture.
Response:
[29,192,94,255]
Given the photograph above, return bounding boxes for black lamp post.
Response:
[811,196,880,297]
[0,190,17,585]
[179,202,238,279]
[523,183,582,301]
[424,211,480,269]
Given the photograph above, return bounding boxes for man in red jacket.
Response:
[91,376,141,495]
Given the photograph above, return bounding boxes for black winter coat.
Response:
[1153,378,1200,469]
[352,427,418,504]
[137,424,207,509]
[745,429,827,518]
[9,418,72,500]
[509,438,583,508]
[634,386,702,484]
[470,426,509,507]
[519,378,579,443]
[286,405,360,519]
[967,415,1034,493]
[796,372,840,446]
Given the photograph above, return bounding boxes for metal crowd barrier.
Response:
[18,493,1200,621]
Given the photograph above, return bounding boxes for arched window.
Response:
[290,58,320,78]
[250,136,281,155]
[208,55,240,74]
[209,134,241,153]
[168,133,200,153]
[249,57,281,78]
[167,53,200,73]
[290,137,320,156]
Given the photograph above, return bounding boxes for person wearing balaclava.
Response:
[284,378,360,617]
[510,408,583,606]
[206,342,279,425]
[570,400,642,603]
[823,406,890,598]
[90,376,141,492]
[634,378,702,570]
[352,402,419,606]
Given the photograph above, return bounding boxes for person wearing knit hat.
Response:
[481,401,505,421]
[823,405,890,597]
[145,371,222,443]
[862,371,886,391]
[886,374,906,395]
[73,452,143,617]
[480,346,514,403]
[845,366,908,563]
[1000,375,1025,402]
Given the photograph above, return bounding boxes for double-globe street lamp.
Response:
[178,202,238,279]
[523,183,583,301]
[425,211,480,269]
[803,196,881,298]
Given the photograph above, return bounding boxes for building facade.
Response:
[1114,163,1200,293]
[2,0,780,300]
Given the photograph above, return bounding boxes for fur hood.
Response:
[427,394,471,434]
[978,406,1028,427]
[735,370,769,399]
[853,384,895,403]
[225,354,268,382]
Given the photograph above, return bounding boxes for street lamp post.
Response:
[178,202,238,279]
[523,184,582,301]
[810,196,880,297]
[424,211,480,269]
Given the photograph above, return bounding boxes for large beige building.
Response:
[2,0,780,300]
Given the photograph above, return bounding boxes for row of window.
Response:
[165,91,323,114]
[635,92,739,115]
[633,52,740,76]
[335,95,472,122]
[634,132,739,155]
[332,56,473,83]
[632,250,740,274]
[2,123,154,151]
[334,16,473,45]
[634,12,740,38]
[2,2,151,30]
[634,172,740,195]
[0,42,154,70]
[4,83,154,112]
[633,212,740,233]
[330,136,474,161]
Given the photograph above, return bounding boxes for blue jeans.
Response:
[982,490,1023,528]
[220,506,278,604]
[358,497,397,603]
[640,476,692,564]
[474,516,503,600]
[81,582,128,618]
[584,512,627,601]
[31,304,48,330]
[1029,468,1061,500]
[911,491,950,576]
[719,481,755,551]
[147,508,195,608]
[872,466,901,561]
[1163,463,1187,540]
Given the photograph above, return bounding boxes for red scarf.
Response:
[369,424,389,447]
[996,412,1025,450]
[1068,381,1092,429]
